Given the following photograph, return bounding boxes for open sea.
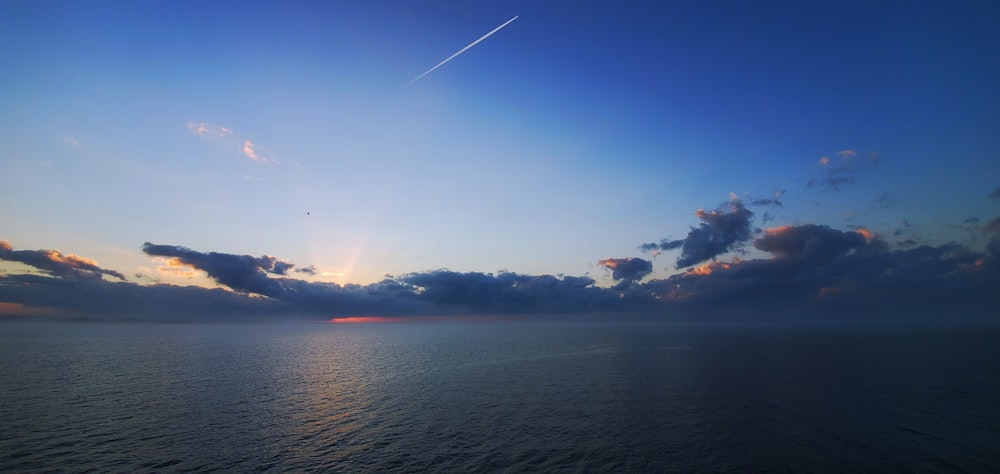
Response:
[2,319,999,472]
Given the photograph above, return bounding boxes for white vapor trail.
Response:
[404,15,518,88]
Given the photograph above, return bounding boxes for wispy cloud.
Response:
[748,189,786,208]
[187,122,278,165]
[62,136,84,149]
[243,140,260,161]
[808,149,879,191]
[186,122,232,137]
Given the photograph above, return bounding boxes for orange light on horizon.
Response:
[326,315,467,324]
[0,302,56,316]
[327,316,401,323]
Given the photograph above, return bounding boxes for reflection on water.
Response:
[1,321,999,471]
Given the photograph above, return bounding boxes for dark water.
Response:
[2,320,999,472]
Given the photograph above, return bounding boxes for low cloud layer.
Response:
[4,222,998,322]
[3,199,999,322]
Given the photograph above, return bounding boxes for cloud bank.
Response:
[4,208,998,323]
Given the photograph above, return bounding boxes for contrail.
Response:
[404,15,518,88]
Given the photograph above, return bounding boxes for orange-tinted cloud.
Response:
[597,257,653,282]
[187,122,232,137]
[683,261,734,276]
[855,228,875,241]
[243,140,260,161]
[0,241,125,280]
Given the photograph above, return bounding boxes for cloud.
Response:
[141,243,294,296]
[243,140,260,161]
[671,199,756,268]
[808,175,857,190]
[0,272,283,321]
[397,270,620,313]
[808,149,878,191]
[3,224,999,323]
[187,122,232,137]
[989,188,1000,199]
[0,241,125,280]
[294,265,317,275]
[597,258,653,283]
[639,224,999,318]
[187,122,276,164]
[638,238,684,255]
[872,190,895,209]
[242,140,278,164]
[63,136,84,149]
[137,244,630,315]
[754,225,869,265]
[984,216,1000,234]
[749,189,785,208]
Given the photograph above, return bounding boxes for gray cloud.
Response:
[141,243,294,296]
[3,225,999,323]
[753,225,869,265]
[294,265,317,275]
[597,258,653,284]
[673,200,755,268]
[807,175,857,190]
[0,241,125,280]
[985,216,1000,234]
[639,225,998,319]
[749,189,785,208]
[872,190,895,210]
[638,239,684,254]
[809,150,878,191]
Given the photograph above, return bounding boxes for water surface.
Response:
[2,320,998,471]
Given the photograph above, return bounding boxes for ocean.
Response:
[2,320,998,472]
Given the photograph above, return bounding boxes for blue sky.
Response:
[2,1,999,321]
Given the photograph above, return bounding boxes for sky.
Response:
[2,1,999,322]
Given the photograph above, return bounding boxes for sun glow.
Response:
[327,316,406,323]
[327,315,453,324]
